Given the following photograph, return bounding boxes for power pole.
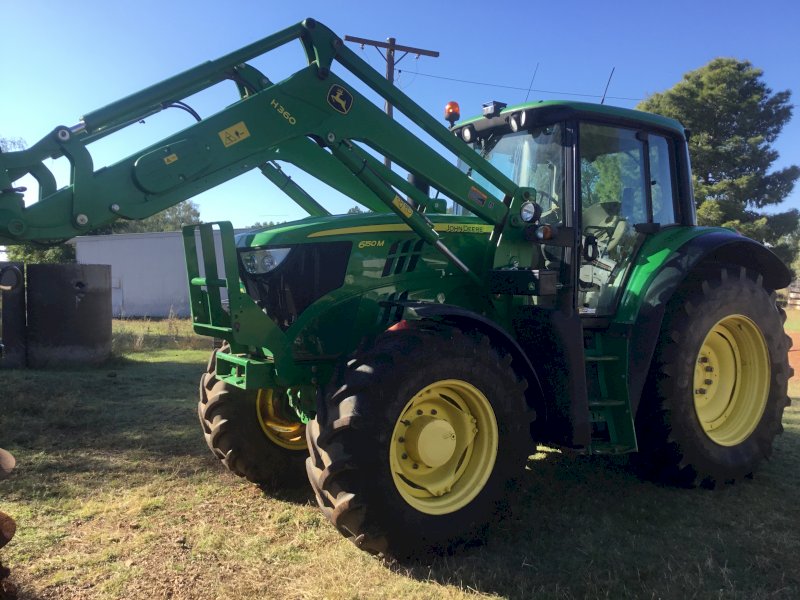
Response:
[344,34,439,168]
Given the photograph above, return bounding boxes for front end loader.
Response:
[0,19,791,557]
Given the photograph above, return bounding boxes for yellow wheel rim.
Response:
[256,389,307,451]
[389,379,498,515]
[693,314,770,446]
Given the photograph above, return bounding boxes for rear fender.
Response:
[622,229,791,416]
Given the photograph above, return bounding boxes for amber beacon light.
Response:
[444,101,460,126]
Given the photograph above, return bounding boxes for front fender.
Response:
[396,301,545,406]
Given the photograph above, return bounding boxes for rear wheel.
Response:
[306,327,532,557]
[636,267,792,485]
[198,346,308,489]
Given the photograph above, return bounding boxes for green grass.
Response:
[1,329,799,599]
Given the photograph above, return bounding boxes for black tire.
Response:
[635,266,793,486]
[306,326,532,557]
[198,346,308,489]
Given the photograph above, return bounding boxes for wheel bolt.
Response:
[704,379,713,385]
[699,356,709,363]
[401,453,408,459]
[398,437,405,443]
[412,463,419,469]
[401,420,410,426]
[695,388,706,395]
[431,409,437,415]
[705,366,714,372]
[416,409,423,416]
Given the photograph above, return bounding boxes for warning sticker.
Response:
[163,153,178,165]
[218,122,251,148]
[392,195,414,218]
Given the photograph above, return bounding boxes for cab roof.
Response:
[457,100,686,138]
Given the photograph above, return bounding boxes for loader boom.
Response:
[0,18,528,279]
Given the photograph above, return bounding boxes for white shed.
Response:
[72,229,242,318]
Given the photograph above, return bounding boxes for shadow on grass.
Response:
[395,421,800,599]
[1,354,316,507]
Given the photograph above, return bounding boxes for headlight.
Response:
[241,248,291,275]
[520,201,540,223]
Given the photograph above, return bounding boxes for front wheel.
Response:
[636,267,793,485]
[198,346,308,489]
[306,327,532,557]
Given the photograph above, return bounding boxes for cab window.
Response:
[578,123,647,315]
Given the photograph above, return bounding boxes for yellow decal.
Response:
[163,153,178,165]
[327,85,353,114]
[307,223,493,238]
[439,223,494,233]
[270,99,297,125]
[218,122,251,148]
[392,196,414,218]
[358,240,385,249]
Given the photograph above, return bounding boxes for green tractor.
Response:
[0,19,792,557]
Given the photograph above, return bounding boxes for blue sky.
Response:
[1,0,798,228]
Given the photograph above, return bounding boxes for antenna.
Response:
[524,62,540,102]
[600,67,616,105]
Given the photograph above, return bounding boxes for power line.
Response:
[397,69,644,102]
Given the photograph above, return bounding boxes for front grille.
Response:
[240,242,351,330]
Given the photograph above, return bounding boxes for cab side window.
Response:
[649,135,678,225]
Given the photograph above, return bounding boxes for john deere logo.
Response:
[327,85,353,115]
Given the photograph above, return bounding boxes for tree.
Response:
[248,221,279,230]
[637,58,799,265]
[5,243,75,264]
[122,200,201,233]
[0,137,24,152]
[346,205,365,214]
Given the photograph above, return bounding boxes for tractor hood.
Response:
[235,211,493,249]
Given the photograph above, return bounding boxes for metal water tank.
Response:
[26,264,112,367]
[0,262,26,369]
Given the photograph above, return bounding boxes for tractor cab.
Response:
[453,100,695,450]
[453,100,692,321]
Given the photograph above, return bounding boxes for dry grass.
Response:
[0,316,799,599]
[111,314,212,354]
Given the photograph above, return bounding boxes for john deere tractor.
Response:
[0,19,791,557]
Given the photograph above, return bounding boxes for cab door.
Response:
[577,123,679,317]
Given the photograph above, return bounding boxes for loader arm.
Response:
[0,18,524,277]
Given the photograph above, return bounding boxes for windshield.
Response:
[455,124,565,218]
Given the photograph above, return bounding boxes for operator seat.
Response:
[582,187,634,259]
